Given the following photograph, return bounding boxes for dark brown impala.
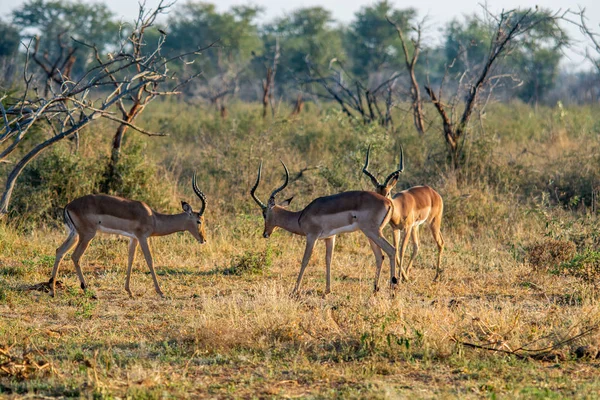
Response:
[363,146,445,281]
[251,160,398,294]
[49,174,207,298]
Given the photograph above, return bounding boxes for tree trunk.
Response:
[290,94,304,116]
[101,102,142,193]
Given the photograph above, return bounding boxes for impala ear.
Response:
[386,174,399,190]
[181,201,193,214]
[278,197,294,207]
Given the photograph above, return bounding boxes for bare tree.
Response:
[261,38,280,119]
[305,59,398,128]
[387,16,426,135]
[31,32,78,97]
[93,1,212,192]
[0,1,211,216]
[193,58,241,120]
[571,8,600,76]
[392,7,567,168]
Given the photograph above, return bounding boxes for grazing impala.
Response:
[48,174,207,298]
[251,160,398,294]
[362,146,444,281]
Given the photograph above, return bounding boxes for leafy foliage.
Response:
[346,1,415,78]
[11,0,119,77]
[555,250,600,286]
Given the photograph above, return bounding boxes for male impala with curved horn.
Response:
[251,160,398,294]
[48,174,207,298]
[363,146,444,281]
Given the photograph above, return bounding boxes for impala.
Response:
[363,146,445,281]
[48,174,207,298]
[251,160,398,294]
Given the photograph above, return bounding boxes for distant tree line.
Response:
[1,0,598,110]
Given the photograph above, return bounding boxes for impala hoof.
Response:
[391,276,398,285]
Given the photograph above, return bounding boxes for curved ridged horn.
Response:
[362,145,382,187]
[192,172,207,216]
[382,144,404,187]
[269,160,289,201]
[251,161,267,210]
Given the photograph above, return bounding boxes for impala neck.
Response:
[272,207,305,236]
[153,212,190,236]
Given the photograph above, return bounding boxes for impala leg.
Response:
[392,228,402,281]
[398,226,412,282]
[405,227,420,278]
[138,238,164,298]
[49,230,78,297]
[324,236,335,295]
[367,238,384,292]
[431,221,445,282]
[71,233,95,294]
[292,235,318,295]
[364,231,396,291]
[125,238,138,298]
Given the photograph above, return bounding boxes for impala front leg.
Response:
[139,238,164,298]
[292,234,318,295]
[324,236,335,295]
[125,238,138,298]
[398,226,412,282]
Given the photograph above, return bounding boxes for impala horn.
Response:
[382,144,404,187]
[251,161,268,210]
[192,172,207,216]
[362,145,382,187]
[268,160,289,203]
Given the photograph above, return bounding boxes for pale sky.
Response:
[1,0,598,69]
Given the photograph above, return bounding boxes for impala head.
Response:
[183,172,208,244]
[250,160,293,238]
[362,145,404,198]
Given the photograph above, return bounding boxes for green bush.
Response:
[554,250,600,286]
[527,239,577,272]
[9,136,175,226]
[224,245,273,276]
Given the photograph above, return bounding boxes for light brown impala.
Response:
[48,174,207,298]
[251,160,398,294]
[362,146,444,281]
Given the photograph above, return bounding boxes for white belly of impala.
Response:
[320,222,359,238]
[97,225,136,238]
[411,219,427,228]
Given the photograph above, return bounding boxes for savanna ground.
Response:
[2,101,600,398]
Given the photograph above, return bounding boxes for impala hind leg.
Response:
[430,220,445,282]
[405,227,420,279]
[125,238,138,298]
[364,231,396,291]
[138,238,164,298]
[71,233,95,294]
[292,234,318,295]
[324,236,335,295]
[49,230,78,297]
[367,238,384,292]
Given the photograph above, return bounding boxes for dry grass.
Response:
[1,102,600,398]
[1,216,600,398]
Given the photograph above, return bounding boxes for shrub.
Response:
[554,250,600,286]
[526,239,576,272]
[224,246,273,276]
[8,136,175,226]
